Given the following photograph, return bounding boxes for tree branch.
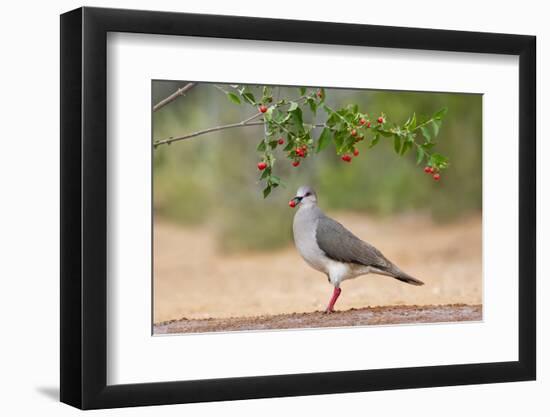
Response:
[153,82,197,112]
[154,112,264,147]
[153,108,330,148]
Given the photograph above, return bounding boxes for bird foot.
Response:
[324,287,341,314]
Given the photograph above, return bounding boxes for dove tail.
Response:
[371,264,425,286]
[393,271,424,286]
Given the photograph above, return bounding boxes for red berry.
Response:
[433,173,441,181]
[341,154,352,162]
[289,200,296,208]
[350,129,357,137]
[377,116,384,124]
[316,90,323,98]
[353,149,359,156]
[257,162,267,171]
[302,145,307,151]
[429,167,435,174]
[292,160,300,167]
[366,121,371,128]
[424,166,431,173]
[278,138,285,145]
[259,105,268,113]
[359,118,366,125]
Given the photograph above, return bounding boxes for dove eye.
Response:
[305,192,311,196]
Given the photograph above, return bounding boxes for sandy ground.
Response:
[154,304,482,334]
[154,212,482,327]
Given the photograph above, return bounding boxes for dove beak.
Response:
[289,196,302,208]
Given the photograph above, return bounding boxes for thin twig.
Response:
[154,112,264,147]
[153,82,197,112]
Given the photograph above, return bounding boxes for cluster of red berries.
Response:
[295,145,308,158]
[358,118,372,128]
[340,115,375,163]
[424,166,441,181]
[291,145,309,167]
[341,148,359,162]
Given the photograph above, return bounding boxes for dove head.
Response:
[289,186,317,208]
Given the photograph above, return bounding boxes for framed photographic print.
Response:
[60,6,536,409]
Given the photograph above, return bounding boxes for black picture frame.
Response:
[60,6,536,410]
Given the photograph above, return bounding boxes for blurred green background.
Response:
[153,81,482,253]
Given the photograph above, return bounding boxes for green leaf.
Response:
[326,111,340,126]
[333,130,345,151]
[290,107,304,133]
[416,146,425,165]
[271,109,286,123]
[317,128,332,152]
[420,125,432,142]
[431,153,447,163]
[347,133,358,146]
[400,140,412,156]
[269,140,278,149]
[242,92,256,105]
[337,108,354,124]
[257,139,266,152]
[407,112,417,130]
[226,92,241,104]
[260,167,271,179]
[265,125,277,136]
[288,101,299,112]
[430,152,449,169]
[431,119,442,137]
[433,107,448,120]
[270,175,281,185]
[261,86,272,103]
[279,111,292,124]
[369,133,380,148]
[263,185,272,198]
[308,99,317,115]
[393,135,402,154]
[299,87,307,96]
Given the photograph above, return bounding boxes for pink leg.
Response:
[325,287,342,313]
